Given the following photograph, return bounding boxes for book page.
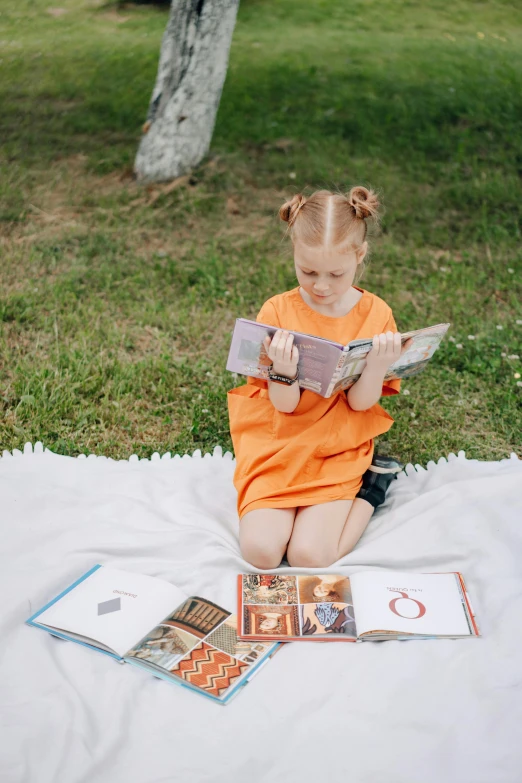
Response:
[334,323,450,392]
[35,566,187,658]
[226,319,343,397]
[126,602,279,702]
[350,571,472,637]
[383,324,450,380]
[240,573,357,640]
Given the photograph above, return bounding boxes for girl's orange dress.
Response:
[227,286,401,518]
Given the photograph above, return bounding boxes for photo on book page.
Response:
[28,566,282,704]
[163,596,231,638]
[300,603,357,638]
[205,616,274,664]
[297,575,352,604]
[331,324,449,395]
[238,337,273,367]
[242,574,299,605]
[127,610,279,701]
[386,331,445,371]
[242,604,301,637]
[239,574,357,640]
[169,641,250,699]
[126,625,200,669]
[238,571,478,642]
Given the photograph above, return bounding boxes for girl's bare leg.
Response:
[240,508,297,569]
[287,498,374,568]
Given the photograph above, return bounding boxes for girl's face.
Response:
[294,240,367,306]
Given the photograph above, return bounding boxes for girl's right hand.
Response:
[264,330,299,378]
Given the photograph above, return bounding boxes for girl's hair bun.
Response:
[279,194,307,227]
[347,186,380,220]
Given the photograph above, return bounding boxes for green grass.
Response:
[0,0,521,462]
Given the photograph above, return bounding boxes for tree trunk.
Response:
[134,0,240,184]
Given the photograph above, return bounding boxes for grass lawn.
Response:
[0,0,521,462]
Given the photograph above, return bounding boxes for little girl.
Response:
[227,187,409,570]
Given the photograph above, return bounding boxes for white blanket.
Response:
[1,443,521,783]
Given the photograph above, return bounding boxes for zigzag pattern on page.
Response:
[172,642,249,696]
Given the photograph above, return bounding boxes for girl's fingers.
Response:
[270,330,294,363]
[371,332,403,359]
[271,330,407,369]
[267,331,277,352]
[269,330,284,358]
[276,331,288,361]
[283,333,294,363]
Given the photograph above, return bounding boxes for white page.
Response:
[350,571,471,638]
[36,567,187,658]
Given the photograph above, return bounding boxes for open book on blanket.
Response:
[27,565,280,704]
[238,572,479,642]
[227,319,450,397]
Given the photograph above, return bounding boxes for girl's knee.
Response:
[286,542,337,569]
[240,538,283,570]
[239,508,294,569]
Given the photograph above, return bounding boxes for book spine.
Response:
[325,351,349,398]
[456,573,480,636]
[26,564,102,624]
[237,574,243,636]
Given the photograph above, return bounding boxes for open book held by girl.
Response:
[227,187,421,570]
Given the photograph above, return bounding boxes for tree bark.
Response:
[134,0,240,184]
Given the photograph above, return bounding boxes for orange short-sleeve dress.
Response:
[227,286,401,518]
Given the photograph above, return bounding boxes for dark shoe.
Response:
[367,454,404,475]
[356,454,404,508]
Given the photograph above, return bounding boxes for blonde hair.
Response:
[279,187,380,279]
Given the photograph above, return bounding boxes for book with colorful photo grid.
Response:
[26,565,280,704]
[238,572,479,642]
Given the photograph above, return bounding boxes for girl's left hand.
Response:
[365,332,413,374]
